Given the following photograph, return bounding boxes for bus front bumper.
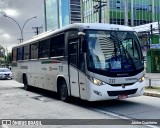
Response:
[86,81,145,101]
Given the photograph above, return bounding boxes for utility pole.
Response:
[158,21,160,44]
[158,4,160,44]
[124,0,128,26]
[158,2,160,44]
[44,0,47,31]
[32,26,42,35]
[93,0,107,23]
[150,24,153,49]
[17,38,23,43]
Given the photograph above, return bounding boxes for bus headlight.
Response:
[138,76,144,83]
[88,76,106,86]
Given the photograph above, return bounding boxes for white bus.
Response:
[12,23,145,101]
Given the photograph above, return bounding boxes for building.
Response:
[44,0,81,31]
[82,0,160,26]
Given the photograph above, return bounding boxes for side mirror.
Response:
[82,39,87,52]
[78,32,85,36]
[78,32,87,52]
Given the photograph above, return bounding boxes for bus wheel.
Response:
[23,75,29,90]
[59,81,69,102]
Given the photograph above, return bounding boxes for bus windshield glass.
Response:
[85,30,143,76]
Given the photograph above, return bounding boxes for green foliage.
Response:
[0,45,12,66]
[145,86,160,91]
[0,45,5,65]
[0,45,5,58]
[6,52,12,64]
[0,57,5,63]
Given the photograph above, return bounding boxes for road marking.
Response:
[92,108,160,128]
[2,125,9,128]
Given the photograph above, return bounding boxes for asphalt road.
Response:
[0,80,160,128]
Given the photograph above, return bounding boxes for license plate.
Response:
[118,95,128,99]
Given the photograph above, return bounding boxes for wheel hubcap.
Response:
[60,84,67,100]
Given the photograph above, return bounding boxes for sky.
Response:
[0,0,44,52]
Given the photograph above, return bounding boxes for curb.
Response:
[144,92,160,98]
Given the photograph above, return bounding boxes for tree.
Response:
[0,45,5,58]
[6,52,12,65]
[0,45,5,66]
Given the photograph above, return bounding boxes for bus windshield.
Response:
[85,30,143,76]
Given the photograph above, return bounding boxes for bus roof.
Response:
[12,23,134,49]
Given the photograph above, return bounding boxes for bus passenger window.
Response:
[23,45,30,60]
[79,53,85,72]
[12,49,17,61]
[69,42,77,66]
[50,34,64,57]
[31,42,39,59]
[39,39,50,58]
[17,47,23,61]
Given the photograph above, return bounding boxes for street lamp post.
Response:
[158,20,160,44]
[158,12,160,44]
[3,14,36,43]
[21,16,37,42]
[93,0,107,23]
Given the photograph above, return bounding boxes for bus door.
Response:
[68,39,80,97]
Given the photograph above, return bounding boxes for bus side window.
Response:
[79,52,85,72]
[50,34,64,57]
[12,48,17,61]
[31,42,39,59]
[39,39,50,58]
[79,41,85,72]
[23,45,30,60]
[17,47,23,61]
[69,42,77,67]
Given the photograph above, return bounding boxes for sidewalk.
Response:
[144,72,160,98]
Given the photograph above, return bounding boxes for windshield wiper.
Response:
[113,41,118,61]
[120,42,136,70]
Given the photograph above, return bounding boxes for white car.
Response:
[0,68,13,79]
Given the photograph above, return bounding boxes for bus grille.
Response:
[109,83,134,87]
[107,89,137,96]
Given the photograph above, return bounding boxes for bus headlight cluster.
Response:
[138,76,145,83]
[88,76,106,86]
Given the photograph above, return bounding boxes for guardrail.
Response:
[145,77,160,87]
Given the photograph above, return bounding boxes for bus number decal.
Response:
[59,66,63,72]
[109,79,115,84]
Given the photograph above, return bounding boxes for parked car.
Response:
[0,68,13,79]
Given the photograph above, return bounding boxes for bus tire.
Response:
[59,81,69,102]
[23,75,29,90]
